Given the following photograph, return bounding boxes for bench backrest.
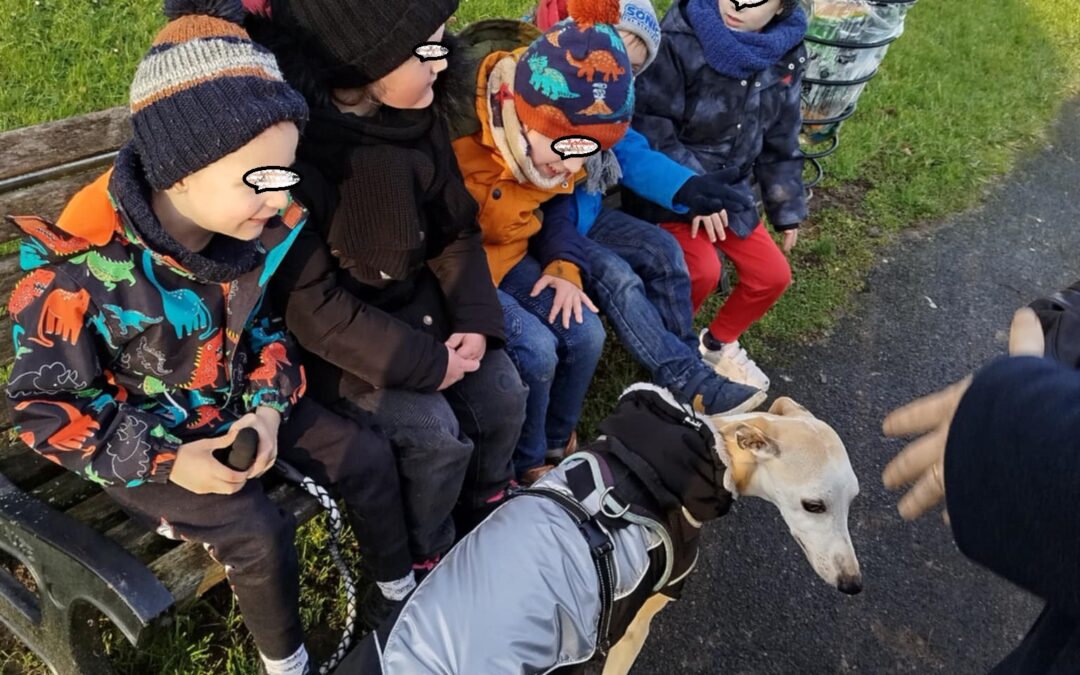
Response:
[0,107,130,432]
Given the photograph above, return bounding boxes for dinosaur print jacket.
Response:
[4,146,307,488]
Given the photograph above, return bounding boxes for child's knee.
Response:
[572,311,607,362]
[509,327,559,385]
[760,255,792,299]
[225,508,299,581]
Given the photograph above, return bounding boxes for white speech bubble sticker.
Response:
[414,42,450,62]
[551,136,601,160]
[731,0,769,10]
[243,167,302,194]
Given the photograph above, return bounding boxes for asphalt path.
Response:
[633,98,1080,674]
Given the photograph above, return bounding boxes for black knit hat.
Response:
[265,0,459,88]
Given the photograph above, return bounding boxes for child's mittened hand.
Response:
[782,228,799,253]
[446,332,488,362]
[531,274,600,329]
[675,171,756,219]
[171,426,251,495]
[691,212,727,243]
[439,346,481,391]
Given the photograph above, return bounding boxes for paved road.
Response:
[634,98,1080,674]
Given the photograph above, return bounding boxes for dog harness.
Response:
[353,384,732,674]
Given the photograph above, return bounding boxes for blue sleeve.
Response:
[532,195,591,277]
[613,128,693,214]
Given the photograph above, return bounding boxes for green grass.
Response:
[2,0,1080,672]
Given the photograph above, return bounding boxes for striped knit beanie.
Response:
[536,0,661,72]
[130,0,309,190]
[514,0,634,150]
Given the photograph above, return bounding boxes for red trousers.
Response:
[660,221,791,344]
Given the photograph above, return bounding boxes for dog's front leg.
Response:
[601,594,672,675]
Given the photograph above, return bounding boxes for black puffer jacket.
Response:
[270,101,505,401]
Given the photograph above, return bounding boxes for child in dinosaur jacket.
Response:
[4,3,413,673]
[450,0,635,482]
[629,0,810,393]
[533,0,766,418]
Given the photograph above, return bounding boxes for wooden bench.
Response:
[0,108,318,675]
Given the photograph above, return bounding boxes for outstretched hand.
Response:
[881,308,1045,521]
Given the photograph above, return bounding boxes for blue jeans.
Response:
[584,208,735,406]
[499,255,606,476]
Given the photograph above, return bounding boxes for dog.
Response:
[344,384,861,674]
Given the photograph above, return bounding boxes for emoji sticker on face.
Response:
[243,167,302,194]
[551,136,601,160]
[414,42,450,62]
[731,0,769,9]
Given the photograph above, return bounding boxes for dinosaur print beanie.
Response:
[129,0,308,190]
[514,0,634,149]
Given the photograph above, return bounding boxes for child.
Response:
[5,2,413,672]
[534,0,767,418]
[245,0,527,565]
[450,0,636,483]
[629,0,809,391]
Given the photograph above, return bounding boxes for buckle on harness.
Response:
[579,518,614,558]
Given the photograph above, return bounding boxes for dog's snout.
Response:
[837,574,862,595]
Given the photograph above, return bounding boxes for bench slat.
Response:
[0,166,114,237]
[0,448,64,491]
[0,108,128,184]
[28,470,102,512]
[64,491,127,533]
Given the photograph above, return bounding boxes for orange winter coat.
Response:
[451,49,586,288]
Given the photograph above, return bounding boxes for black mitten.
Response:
[674,168,756,220]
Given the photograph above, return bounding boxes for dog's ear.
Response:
[722,421,780,459]
[768,396,814,419]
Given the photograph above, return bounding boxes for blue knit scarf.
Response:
[686,0,808,79]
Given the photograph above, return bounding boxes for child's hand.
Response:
[691,212,727,243]
[782,228,799,253]
[248,407,282,478]
[439,346,481,391]
[531,274,600,329]
[171,426,250,495]
[446,332,487,362]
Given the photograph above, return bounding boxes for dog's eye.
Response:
[802,500,827,514]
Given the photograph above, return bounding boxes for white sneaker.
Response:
[699,329,771,392]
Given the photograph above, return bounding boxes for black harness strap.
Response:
[517,485,618,655]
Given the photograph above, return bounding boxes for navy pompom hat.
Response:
[129,0,309,190]
[513,0,635,149]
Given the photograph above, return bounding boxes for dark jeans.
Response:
[106,397,410,660]
[342,348,525,560]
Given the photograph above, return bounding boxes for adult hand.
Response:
[531,274,600,329]
[881,308,1046,521]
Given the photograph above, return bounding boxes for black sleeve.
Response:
[1029,280,1080,369]
[944,355,1080,617]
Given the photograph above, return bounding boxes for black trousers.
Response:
[106,397,411,659]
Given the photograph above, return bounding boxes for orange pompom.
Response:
[566,0,621,26]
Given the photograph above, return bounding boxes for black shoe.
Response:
[359,585,408,632]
